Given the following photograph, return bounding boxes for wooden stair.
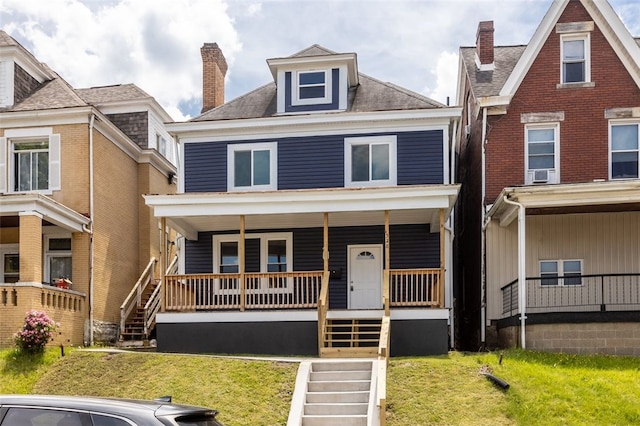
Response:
[120,280,159,342]
[320,316,383,358]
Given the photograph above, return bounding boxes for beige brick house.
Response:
[0,30,177,347]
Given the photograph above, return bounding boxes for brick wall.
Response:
[498,323,640,356]
[485,0,640,202]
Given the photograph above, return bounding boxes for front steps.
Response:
[288,360,379,426]
[320,312,383,358]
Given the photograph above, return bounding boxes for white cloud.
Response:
[428,51,460,106]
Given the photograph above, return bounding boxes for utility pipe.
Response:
[502,195,526,349]
[88,113,95,346]
[480,106,488,346]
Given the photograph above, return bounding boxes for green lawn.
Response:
[1,348,639,425]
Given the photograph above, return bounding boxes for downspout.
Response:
[502,195,526,349]
[448,118,457,349]
[480,106,488,346]
[88,113,96,346]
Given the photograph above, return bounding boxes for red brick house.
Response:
[455,0,640,354]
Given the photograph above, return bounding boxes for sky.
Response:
[1,0,639,121]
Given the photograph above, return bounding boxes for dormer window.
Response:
[294,70,331,106]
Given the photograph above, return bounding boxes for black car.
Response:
[0,395,224,425]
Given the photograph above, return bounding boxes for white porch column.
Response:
[516,205,527,349]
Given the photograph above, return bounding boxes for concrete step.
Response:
[309,370,371,381]
[311,361,372,372]
[305,391,370,404]
[301,414,367,426]
[308,380,371,393]
[304,402,368,416]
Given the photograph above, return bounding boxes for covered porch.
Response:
[486,181,640,353]
[145,184,459,356]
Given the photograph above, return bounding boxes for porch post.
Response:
[323,213,329,274]
[439,209,445,308]
[239,215,246,311]
[19,212,43,284]
[516,205,526,349]
[384,211,390,315]
[160,217,167,313]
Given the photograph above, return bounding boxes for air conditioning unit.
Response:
[532,169,549,183]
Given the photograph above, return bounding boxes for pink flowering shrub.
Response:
[14,310,57,354]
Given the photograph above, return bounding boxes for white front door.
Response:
[348,245,383,309]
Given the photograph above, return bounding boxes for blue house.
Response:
[145,44,461,356]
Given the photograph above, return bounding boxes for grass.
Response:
[1,347,639,425]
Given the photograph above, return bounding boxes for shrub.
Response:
[14,310,57,354]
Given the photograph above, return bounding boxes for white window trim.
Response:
[227,142,278,192]
[539,259,583,287]
[0,243,19,283]
[344,135,397,188]
[560,33,591,85]
[212,232,293,293]
[44,234,72,285]
[1,127,60,194]
[609,120,639,180]
[524,123,560,184]
[293,69,332,106]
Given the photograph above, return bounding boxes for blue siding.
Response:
[183,130,444,192]
[284,68,340,113]
[187,224,439,309]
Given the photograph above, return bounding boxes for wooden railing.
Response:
[120,257,157,335]
[388,268,441,307]
[164,271,324,311]
[377,315,391,426]
[317,271,330,354]
[143,255,178,337]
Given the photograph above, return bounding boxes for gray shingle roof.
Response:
[460,45,527,99]
[193,45,445,122]
[76,84,153,104]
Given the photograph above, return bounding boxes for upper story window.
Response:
[0,128,61,194]
[610,122,639,179]
[560,33,590,84]
[294,70,331,106]
[227,142,277,192]
[540,259,582,286]
[344,136,397,188]
[525,124,559,184]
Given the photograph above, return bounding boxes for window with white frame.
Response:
[45,236,72,284]
[0,129,61,194]
[561,33,590,84]
[540,259,582,286]
[525,124,558,184]
[610,122,639,179]
[294,70,331,105]
[213,233,293,291]
[1,244,19,284]
[227,142,277,191]
[344,136,397,187]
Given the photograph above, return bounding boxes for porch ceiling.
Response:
[489,181,640,227]
[145,184,460,240]
[0,193,90,233]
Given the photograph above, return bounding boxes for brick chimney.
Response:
[201,42,228,113]
[476,21,494,67]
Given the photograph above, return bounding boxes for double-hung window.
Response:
[610,122,639,179]
[294,70,331,105]
[344,136,397,187]
[525,124,559,184]
[561,34,590,84]
[213,233,293,292]
[45,236,72,285]
[227,142,277,191]
[540,259,582,286]
[0,128,61,194]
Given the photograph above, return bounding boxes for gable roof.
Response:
[76,84,153,104]
[459,0,640,106]
[193,44,445,122]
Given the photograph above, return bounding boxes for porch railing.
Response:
[120,257,157,335]
[164,271,324,311]
[142,255,178,337]
[388,268,441,307]
[501,273,640,316]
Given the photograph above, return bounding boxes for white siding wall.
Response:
[486,211,640,320]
